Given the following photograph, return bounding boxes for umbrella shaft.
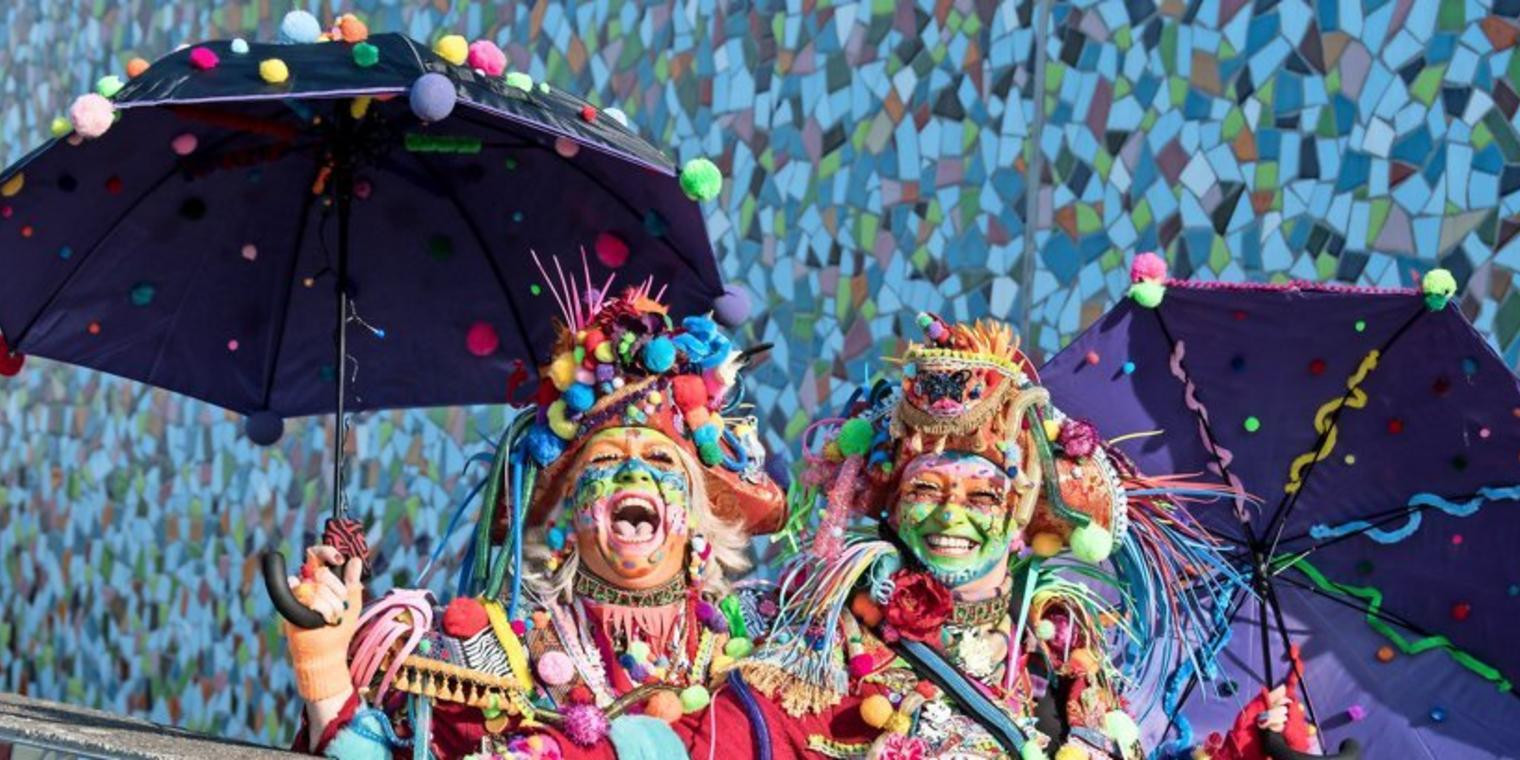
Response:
[331,107,355,522]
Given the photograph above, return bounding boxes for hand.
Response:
[283,545,364,703]
[288,545,363,627]
[1256,685,1292,734]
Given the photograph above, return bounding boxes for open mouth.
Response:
[608,492,665,549]
[926,398,967,416]
[924,533,981,557]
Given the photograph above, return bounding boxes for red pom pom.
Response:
[580,105,598,122]
[1084,351,1100,366]
[105,176,123,194]
[466,321,499,357]
[913,680,941,700]
[847,654,874,678]
[0,335,24,377]
[594,231,628,268]
[441,597,491,638]
[511,619,527,636]
[671,374,709,411]
[189,47,220,70]
[568,684,595,705]
[1308,358,1327,375]
[1451,602,1471,621]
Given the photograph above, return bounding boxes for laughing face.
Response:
[566,426,692,590]
[891,452,1019,589]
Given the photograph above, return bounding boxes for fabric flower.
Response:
[878,734,928,760]
[883,571,952,643]
[671,315,733,370]
[1058,418,1101,458]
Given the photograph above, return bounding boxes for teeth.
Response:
[925,535,977,550]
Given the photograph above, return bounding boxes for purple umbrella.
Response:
[0,30,726,626]
[1041,272,1520,757]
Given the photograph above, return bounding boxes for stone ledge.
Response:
[0,693,300,759]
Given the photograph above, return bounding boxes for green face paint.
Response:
[892,452,1016,587]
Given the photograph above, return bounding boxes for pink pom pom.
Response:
[171,133,198,156]
[594,231,629,268]
[554,136,580,158]
[848,654,875,678]
[188,47,220,71]
[1347,704,1367,721]
[1130,251,1167,283]
[536,650,575,686]
[467,40,506,76]
[68,94,115,139]
[560,704,610,746]
[466,321,499,357]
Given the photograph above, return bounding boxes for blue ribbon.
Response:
[1309,485,1520,544]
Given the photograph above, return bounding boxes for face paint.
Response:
[567,427,693,588]
[892,452,1019,588]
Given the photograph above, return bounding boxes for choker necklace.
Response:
[573,568,689,608]
[949,587,1013,628]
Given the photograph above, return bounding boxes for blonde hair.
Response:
[521,442,751,603]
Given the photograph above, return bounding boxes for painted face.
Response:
[566,426,692,590]
[891,452,1018,588]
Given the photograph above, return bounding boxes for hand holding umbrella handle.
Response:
[1263,731,1361,760]
[261,551,328,629]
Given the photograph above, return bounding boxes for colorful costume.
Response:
[285,268,785,759]
[725,314,1240,760]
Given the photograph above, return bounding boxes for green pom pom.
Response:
[1069,523,1113,563]
[679,685,711,713]
[50,117,71,137]
[1019,742,1049,760]
[1103,710,1141,750]
[836,418,874,457]
[723,637,754,658]
[1422,267,1457,311]
[352,42,380,68]
[679,158,723,201]
[697,441,723,466]
[627,640,651,662]
[505,71,534,91]
[1129,280,1166,308]
[96,75,124,98]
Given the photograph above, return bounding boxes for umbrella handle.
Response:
[261,550,328,630]
[1264,731,1361,760]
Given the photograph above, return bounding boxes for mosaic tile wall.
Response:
[2,0,1519,746]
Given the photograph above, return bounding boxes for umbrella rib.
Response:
[1269,497,1459,566]
[256,164,325,412]
[410,155,541,368]
[1261,580,1325,740]
[1259,306,1428,560]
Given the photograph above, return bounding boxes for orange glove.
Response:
[283,546,364,702]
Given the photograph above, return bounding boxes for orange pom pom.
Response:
[850,592,883,627]
[859,694,894,729]
[441,597,491,638]
[671,374,709,411]
[644,690,683,723]
[1375,646,1396,663]
[126,57,150,78]
[336,14,369,42]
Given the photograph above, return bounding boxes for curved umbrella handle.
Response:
[1264,731,1361,760]
[261,550,327,630]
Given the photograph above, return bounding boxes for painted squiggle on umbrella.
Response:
[1167,339,1249,522]
[1308,485,1520,544]
[1283,351,1379,495]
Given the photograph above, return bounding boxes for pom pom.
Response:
[410,73,457,122]
[441,597,491,638]
[563,383,596,413]
[561,704,611,746]
[692,423,721,447]
[258,58,289,84]
[433,34,469,65]
[0,338,25,377]
[679,158,723,201]
[1102,710,1140,749]
[850,593,883,627]
[505,71,534,91]
[695,600,719,626]
[555,136,581,158]
[697,441,723,467]
[723,637,754,658]
[1129,251,1167,282]
[1422,267,1457,311]
[465,321,499,356]
[568,685,595,705]
[678,685,711,713]
[229,38,249,55]
[334,14,369,43]
[171,133,198,156]
[670,375,709,413]
[859,694,894,728]
[1030,532,1063,558]
[245,411,284,445]
[1054,746,1089,760]
[1129,279,1166,308]
[279,11,322,43]
[644,690,683,723]
[547,400,578,440]
[1021,744,1050,760]
[1,173,23,197]
[352,42,380,67]
[626,640,652,662]
[524,424,567,466]
[1035,619,1056,640]
[49,117,70,137]
[467,40,506,76]
[188,47,220,70]
[546,527,566,550]
[548,354,577,391]
[536,650,575,686]
[1069,523,1113,563]
[1450,602,1471,621]
[848,654,875,678]
[68,94,115,139]
[1429,706,1447,723]
[643,337,676,372]
[836,417,875,457]
[594,231,629,268]
[126,57,150,77]
[603,107,630,127]
[95,75,124,98]
[712,283,751,327]
[1347,704,1367,722]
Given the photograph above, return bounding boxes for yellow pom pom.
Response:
[50,117,71,137]
[711,653,734,672]
[1054,744,1091,760]
[1030,531,1063,557]
[434,34,468,65]
[548,354,576,391]
[859,694,894,729]
[593,342,615,363]
[1042,419,1063,441]
[259,58,289,84]
[547,400,577,440]
[1,173,24,198]
[350,96,372,119]
[884,713,912,735]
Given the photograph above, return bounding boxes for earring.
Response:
[688,533,709,585]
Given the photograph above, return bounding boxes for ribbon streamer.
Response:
[1283,350,1379,495]
[1167,340,1250,522]
[1309,486,1520,544]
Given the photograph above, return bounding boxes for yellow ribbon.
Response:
[483,598,535,694]
[1283,350,1379,494]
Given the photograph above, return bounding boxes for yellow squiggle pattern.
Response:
[1283,350,1380,494]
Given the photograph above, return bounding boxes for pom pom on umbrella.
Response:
[467,40,506,76]
[0,334,25,377]
[1129,251,1167,283]
[594,231,629,268]
[95,75,124,98]
[188,47,220,70]
[410,73,457,122]
[712,283,751,327]
[259,59,290,84]
[433,34,468,65]
[603,107,630,127]
[69,94,115,139]
[352,42,380,67]
[245,411,284,445]
[333,14,369,43]
[1422,268,1457,311]
[126,57,150,78]
[679,158,723,201]
[465,321,499,356]
[279,10,323,44]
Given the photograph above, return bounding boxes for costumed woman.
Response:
[701,313,1310,760]
[279,272,786,759]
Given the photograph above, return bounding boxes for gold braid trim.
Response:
[806,736,873,758]
[385,655,538,716]
[736,660,844,717]
[891,378,1014,439]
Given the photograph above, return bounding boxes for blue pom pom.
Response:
[546,527,566,551]
[564,383,596,413]
[692,423,721,446]
[245,411,284,446]
[410,73,457,122]
[618,653,637,669]
[523,425,566,467]
[643,336,676,372]
[278,10,322,44]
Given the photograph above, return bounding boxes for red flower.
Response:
[878,734,928,760]
[883,571,953,643]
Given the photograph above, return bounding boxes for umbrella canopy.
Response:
[1041,277,1520,756]
[0,32,724,421]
